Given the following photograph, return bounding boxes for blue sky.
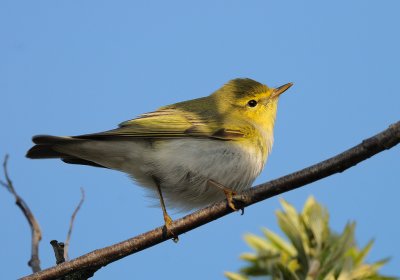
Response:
[1,1,399,279]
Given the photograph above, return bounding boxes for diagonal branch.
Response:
[64,187,85,260]
[20,121,400,280]
[0,155,42,273]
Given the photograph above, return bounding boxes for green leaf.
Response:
[243,233,272,252]
[301,196,329,250]
[276,210,309,277]
[318,222,356,277]
[280,199,301,228]
[262,228,296,256]
[354,239,374,266]
[241,263,272,276]
[274,263,300,280]
[224,272,248,280]
[239,253,257,262]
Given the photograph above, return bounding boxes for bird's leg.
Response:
[207,179,244,214]
[152,176,179,242]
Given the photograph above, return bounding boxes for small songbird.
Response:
[27,78,292,237]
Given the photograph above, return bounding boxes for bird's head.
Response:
[212,78,293,130]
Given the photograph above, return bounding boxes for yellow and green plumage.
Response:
[27,78,292,211]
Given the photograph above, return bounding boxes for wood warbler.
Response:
[27,78,292,236]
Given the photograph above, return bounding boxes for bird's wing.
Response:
[75,108,245,141]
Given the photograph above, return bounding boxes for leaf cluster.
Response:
[225,197,397,280]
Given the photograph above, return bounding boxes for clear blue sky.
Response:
[1,1,399,279]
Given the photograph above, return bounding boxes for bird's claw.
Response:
[225,190,245,215]
[164,214,179,242]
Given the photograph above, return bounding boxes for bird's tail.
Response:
[26,135,107,168]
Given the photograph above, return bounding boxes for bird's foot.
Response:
[208,179,245,214]
[163,213,179,243]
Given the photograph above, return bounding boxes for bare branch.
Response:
[50,240,96,280]
[50,240,65,265]
[1,155,42,273]
[64,188,85,260]
[20,121,400,280]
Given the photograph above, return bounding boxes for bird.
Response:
[27,78,292,238]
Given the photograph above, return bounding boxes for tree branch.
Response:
[0,155,42,273]
[20,121,400,280]
[64,187,85,260]
[50,239,96,280]
[50,240,66,265]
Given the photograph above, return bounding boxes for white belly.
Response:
[126,138,265,211]
[59,138,267,211]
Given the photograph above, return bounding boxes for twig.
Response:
[0,155,42,273]
[64,188,85,260]
[50,241,65,265]
[50,240,95,280]
[20,121,400,280]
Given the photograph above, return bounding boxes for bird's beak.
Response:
[271,82,293,98]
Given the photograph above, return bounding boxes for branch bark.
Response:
[20,121,400,280]
[0,155,42,273]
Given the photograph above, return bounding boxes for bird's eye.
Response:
[247,100,258,107]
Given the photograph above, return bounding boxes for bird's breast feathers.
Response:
[125,136,271,210]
